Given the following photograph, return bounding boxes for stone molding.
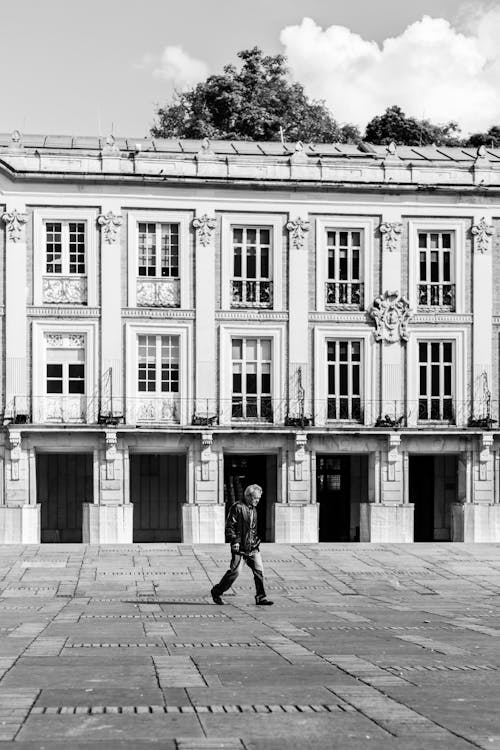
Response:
[192,214,216,247]
[122,308,195,319]
[2,209,28,242]
[97,211,123,243]
[286,217,310,250]
[8,430,22,481]
[28,306,100,317]
[370,290,412,343]
[471,217,494,254]
[216,311,288,322]
[379,221,403,252]
[45,333,85,348]
[105,430,117,479]
[309,311,369,323]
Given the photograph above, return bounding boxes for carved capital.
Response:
[97,211,123,243]
[104,430,117,479]
[2,209,28,242]
[192,214,216,247]
[201,431,213,450]
[286,217,310,250]
[471,217,494,254]
[379,221,402,252]
[370,290,412,344]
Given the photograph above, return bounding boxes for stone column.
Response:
[0,429,40,543]
[183,432,225,543]
[193,210,217,421]
[274,433,318,543]
[471,214,494,421]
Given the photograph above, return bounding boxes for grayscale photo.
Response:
[0,0,499,747]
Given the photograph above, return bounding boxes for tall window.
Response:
[45,222,86,275]
[231,227,272,307]
[232,338,272,420]
[327,340,361,420]
[418,341,453,420]
[138,223,179,278]
[137,335,179,394]
[418,232,454,308]
[326,230,362,306]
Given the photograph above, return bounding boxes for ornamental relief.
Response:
[286,217,310,250]
[43,277,87,305]
[471,217,494,254]
[370,290,412,343]
[379,221,403,252]
[192,214,216,246]
[2,209,28,242]
[97,211,123,243]
[133,398,179,423]
[136,278,180,307]
[44,333,85,348]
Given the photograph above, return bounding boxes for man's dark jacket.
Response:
[225,501,260,553]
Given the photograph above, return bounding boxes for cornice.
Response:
[28,306,100,317]
[412,313,473,324]
[121,307,196,320]
[216,310,289,322]
[309,311,370,323]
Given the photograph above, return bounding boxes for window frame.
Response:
[408,219,465,313]
[33,208,98,306]
[230,336,273,421]
[326,339,362,422]
[315,218,374,312]
[137,221,180,279]
[417,340,454,422]
[221,214,283,311]
[127,211,191,308]
[137,333,180,395]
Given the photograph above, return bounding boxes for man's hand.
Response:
[231,542,240,553]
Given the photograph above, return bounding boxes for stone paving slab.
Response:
[0,543,500,747]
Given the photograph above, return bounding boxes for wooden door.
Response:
[223,455,273,542]
[317,455,351,542]
[130,454,185,542]
[410,455,435,541]
[37,453,93,543]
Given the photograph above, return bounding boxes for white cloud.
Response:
[152,46,209,91]
[280,11,500,134]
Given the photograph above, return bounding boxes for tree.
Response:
[466,126,500,148]
[151,47,357,143]
[364,105,463,147]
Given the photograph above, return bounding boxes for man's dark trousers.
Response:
[212,549,266,600]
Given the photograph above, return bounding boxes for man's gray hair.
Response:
[244,484,262,500]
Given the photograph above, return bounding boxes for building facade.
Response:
[0,131,499,544]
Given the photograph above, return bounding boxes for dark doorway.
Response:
[130,454,185,542]
[316,455,351,541]
[223,454,276,542]
[37,453,93,542]
[409,455,435,542]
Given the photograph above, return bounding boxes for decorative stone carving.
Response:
[10,130,23,150]
[8,430,21,481]
[2,209,28,242]
[387,434,401,482]
[136,279,180,307]
[102,134,119,154]
[290,141,308,164]
[200,432,213,481]
[135,399,179,423]
[43,396,85,423]
[197,138,214,158]
[43,277,87,305]
[286,217,310,250]
[105,431,117,480]
[379,221,402,252]
[192,214,216,247]
[294,431,308,481]
[45,333,85,348]
[471,217,494,254]
[370,290,412,343]
[97,211,123,243]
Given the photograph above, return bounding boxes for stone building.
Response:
[0,131,499,544]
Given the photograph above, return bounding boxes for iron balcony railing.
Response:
[325,281,364,307]
[4,397,497,430]
[231,279,273,308]
[418,282,455,308]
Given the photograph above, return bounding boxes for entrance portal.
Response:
[409,455,458,541]
[223,454,276,542]
[37,453,93,542]
[316,454,368,541]
[129,454,185,542]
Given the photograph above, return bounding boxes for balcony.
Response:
[325,281,363,308]
[231,280,272,308]
[136,278,180,307]
[418,282,455,309]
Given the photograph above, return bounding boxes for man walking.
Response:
[211,484,273,606]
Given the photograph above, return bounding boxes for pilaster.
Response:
[3,202,28,418]
[471,214,494,419]
[287,208,310,418]
[193,209,217,418]
[98,202,123,417]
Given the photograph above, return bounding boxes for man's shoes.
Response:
[211,587,224,605]
[255,597,274,606]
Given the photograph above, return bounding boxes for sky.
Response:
[1,0,500,138]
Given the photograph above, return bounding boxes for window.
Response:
[138,223,179,278]
[418,341,453,420]
[325,230,363,306]
[327,340,361,420]
[418,232,454,308]
[45,222,86,275]
[45,349,85,396]
[137,335,179,394]
[231,227,272,307]
[231,338,272,420]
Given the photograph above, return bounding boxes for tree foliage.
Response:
[364,106,462,147]
[151,47,359,143]
[466,126,500,148]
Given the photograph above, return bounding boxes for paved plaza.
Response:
[0,544,499,748]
